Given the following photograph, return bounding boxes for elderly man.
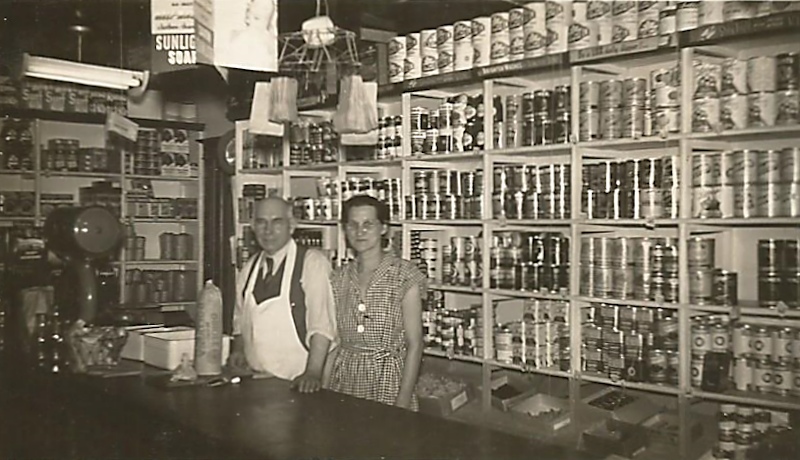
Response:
[228,197,336,392]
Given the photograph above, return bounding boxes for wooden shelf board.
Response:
[488,289,569,301]
[402,219,483,226]
[692,389,800,412]
[576,296,680,309]
[424,348,484,365]
[120,259,198,266]
[126,174,199,181]
[42,171,119,178]
[581,373,681,395]
[487,359,571,379]
[687,124,800,142]
[690,304,800,319]
[428,284,483,295]
[132,218,198,224]
[578,136,680,151]
[578,218,680,227]
[686,217,800,227]
[2,107,204,131]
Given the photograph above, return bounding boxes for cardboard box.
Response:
[581,387,664,425]
[583,418,648,458]
[488,372,539,412]
[510,393,572,435]
[642,411,703,447]
[121,325,189,361]
[143,329,231,370]
[418,387,470,417]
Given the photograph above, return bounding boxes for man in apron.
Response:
[229,197,336,392]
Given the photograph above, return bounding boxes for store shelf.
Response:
[0,169,34,176]
[120,259,198,266]
[488,144,571,158]
[578,135,680,152]
[342,158,404,168]
[296,220,338,227]
[576,296,679,309]
[286,163,339,172]
[690,304,800,319]
[579,218,679,227]
[489,219,572,228]
[692,389,800,412]
[581,374,681,395]
[2,107,205,131]
[406,151,485,164]
[687,125,800,142]
[126,173,199,181]
[686,217,800,227]
[429,283,482,295]
[487,359,571,379]
[488,289,569,301]
[42,170,119,179]
[121,300,196,309]
[402,219,483,226]
[132,218,198,224]
[424,348,484,365]
[0,216,36,222]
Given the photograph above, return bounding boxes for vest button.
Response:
[357,324,365,333]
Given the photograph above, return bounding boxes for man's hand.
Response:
[290,370,322,393]
[226,350,250,373]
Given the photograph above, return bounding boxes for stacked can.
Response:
[611,0,638,43]
[125,269,197,304]
[490,232,569,293]
[492,164,571,220]
[377,115,403,159]
[581,236,680,303]
[692,60,722,133]
[691,316,800,399]
[289,121,339,166]
[520,86,571,146]
[408,169,483,220]
[583,156,679,219]
[498,298,568,368]
[687,237,716,305]
[747,55,778,129]
[712,404,790,459]
[650,65,682,134]
[582,304,678,385]
[758,239,800,309]
[423,291,481,357]
[442,236,482,288]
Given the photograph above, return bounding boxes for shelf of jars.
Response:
[579,374,682,396]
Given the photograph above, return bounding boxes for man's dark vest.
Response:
[242,246,309,350]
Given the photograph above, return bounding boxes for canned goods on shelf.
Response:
[751,327,773,360]
[600,108,622,139]
[733,358,752,392]
[691,353,705,387]
[748,56,778,93]
[720,94,748,131]
[772,328,793,364]
[748,92,777,127]
[694,61,721,99]
[775,89,799,126]
[579,109,600,141]
[693,97,720,133]
[600,80,623,108]
[777,52,799,91]
[652,108,681,134]
[732,184,757,218]
[732,324,750,358]
[692,153,722,187]
[754,358,773,393]
[721,58,748,96]
[689,269,715,305]
[713,270,738,306]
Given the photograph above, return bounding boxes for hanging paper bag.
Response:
[333,74,378,134]
[269,76,299,123]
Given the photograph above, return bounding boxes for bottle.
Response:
[194,280,223,376]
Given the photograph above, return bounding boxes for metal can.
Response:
[733,184,757,218]
[692,322,711,353]
[777,52,799,91]
[729,150,758,184]
[600,80,623,108]
[580,81,600,108]
[721,58,748,96]
[774,361,793,396]
[724,1,758,21]
[776,89,799,126]
[621,106,644,138]
[651,67,680,108]
[692,153,721,187]
[773,328,793,364]
[691,353,705,387]
[756,182,786,218]
[720,94,748,131]
[757,239,781,271]
[622,77,647,106]
[593,266,613,298]
[710,323,730,352]
[693,97,720,133]
[732,358,752,392]
[579,109,600,141]
[694,61,721,99]
[713,270,738,306]
[600,107,622,139]
[653,108,681,134]
[732,324,751,359]
[751,327,773,360]
[690,269,714,305]
[748,92,777,127]
[748,56,778,93]
[758,274,783,308]
[754,358,773,393]
[649,349,668,383]
[676,1,699,31]
[781,147,800,183]
[688,237,715,268]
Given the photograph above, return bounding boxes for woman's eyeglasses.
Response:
[345,220,380,233]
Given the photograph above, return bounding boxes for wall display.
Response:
[151,0,198,72]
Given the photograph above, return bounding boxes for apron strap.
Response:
[290,245,309,350]
[241,252,261,302]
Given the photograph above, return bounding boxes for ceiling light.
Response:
[22,54,149,91]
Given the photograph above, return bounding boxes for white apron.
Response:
[241,242,308,380]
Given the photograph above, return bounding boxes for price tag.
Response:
[105,112,138,142]
[777,301,789,317]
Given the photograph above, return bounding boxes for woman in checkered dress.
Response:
[328,196,426,410]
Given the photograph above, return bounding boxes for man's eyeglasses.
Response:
[345,220,380,233]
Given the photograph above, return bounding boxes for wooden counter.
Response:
[0,363,598,460]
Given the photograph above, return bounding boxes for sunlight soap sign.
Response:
[151,0,197,71]
[195,0,278,73]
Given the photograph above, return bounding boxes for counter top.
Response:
[0,362,598,460]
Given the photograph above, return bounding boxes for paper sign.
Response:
[105,113,139,142]
[249,82,283,136]
[151,0,196,34]
[151,0,198,72]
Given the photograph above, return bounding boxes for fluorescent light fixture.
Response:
[22,53,149,91]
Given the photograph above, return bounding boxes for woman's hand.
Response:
[395,394,412,409]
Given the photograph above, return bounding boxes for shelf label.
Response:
[106,113,139,142]
[571,37,661,63]
[403,68,474,92]
[477,54,564,78]
[684,12,800,45]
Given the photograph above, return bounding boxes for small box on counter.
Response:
[581,386,664,426]
[143,329,231,371]
[416,372,471,417]
[509,393,572,436]
[486,371,540,412]
[641,411,703,448]
[120,325,188,361]
[582,418,648,459]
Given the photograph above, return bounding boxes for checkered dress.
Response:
[329,255,426,410]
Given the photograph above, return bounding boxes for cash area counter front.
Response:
[0,362,596,460]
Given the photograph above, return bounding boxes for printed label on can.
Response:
[777,53,799,91]
[692,153,722,187]
[724,1,758,21]
[693,97,721,133]
[721,58,748,96]
[720,94,748,131]
[600,108,621,139]
[748,57,778,93]
[693,186,724,218]
[699,0,724,25]
[637,1,661,38]
[651,67,681,107]
[776,90,799,126]
[733,184,757,218]
[728,150,758,184]
[677,1,699,31]
[653,108,681,133]
[748,92,777,127]
[694,61,721,98]
[756,150,781,184]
